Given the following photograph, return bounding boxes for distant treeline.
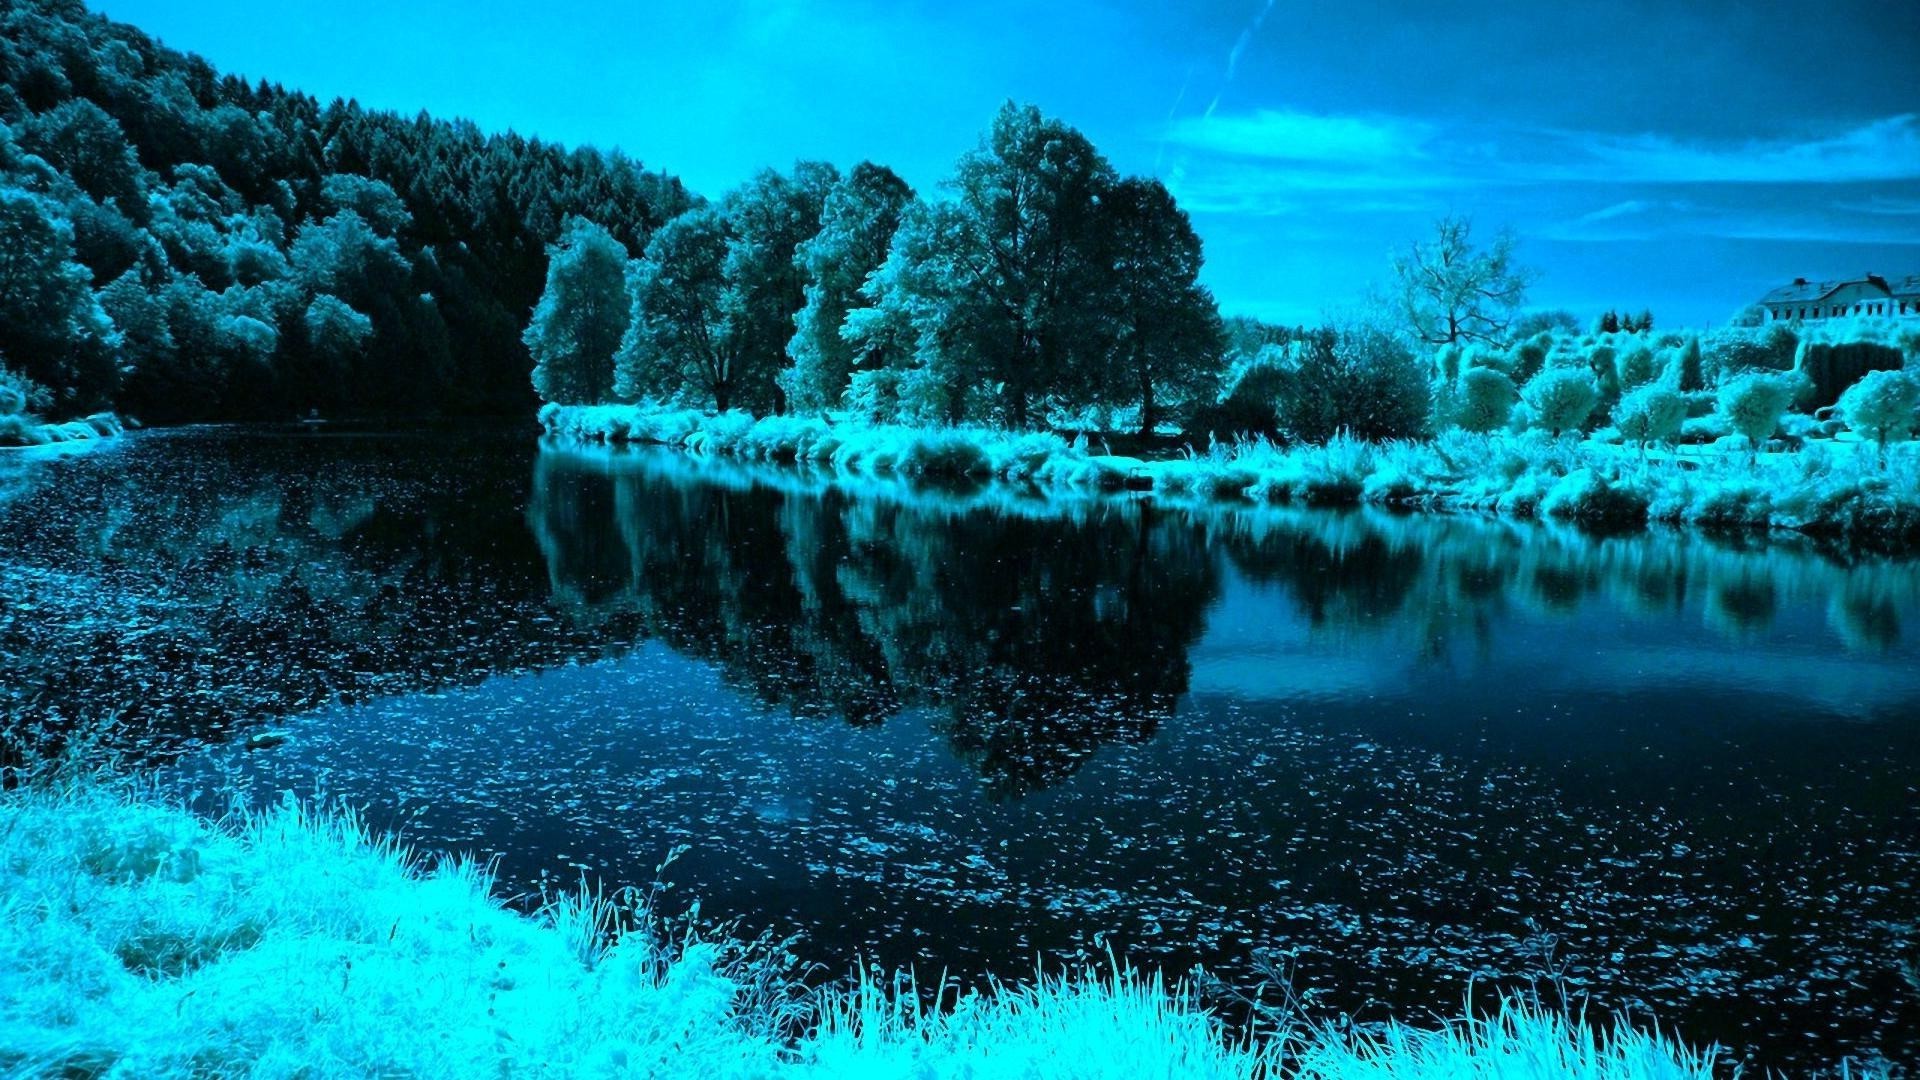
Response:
[0,0,693,422]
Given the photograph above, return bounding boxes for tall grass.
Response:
[0,779,1724,1078]
[542,403,1920,544]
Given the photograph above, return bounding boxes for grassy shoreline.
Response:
[0,412,124,449]
[540,403,1920,545]
[0,778,1720,1078]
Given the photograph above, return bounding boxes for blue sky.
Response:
[93,0,1920,326]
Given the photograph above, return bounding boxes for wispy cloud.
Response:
[1165,110,1920,192]
[1577,200,1658,223]
[1835,194,1920,216]
[1539,197,1920,246]
[1166,108,1435,165]
[1557,114,1920,184]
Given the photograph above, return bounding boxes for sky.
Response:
[92,0,1920,327]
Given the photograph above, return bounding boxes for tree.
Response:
[617,207,738,409]
[840,201,980,423]
[0,187,121,410]
[1453,366,1517,433]
[1661,337,1704,393]
[1096,176,1223,435]
[1612,384,1686,456]
[1716,372,1796,461]
[720,162,838,414]
[939,102,1118,427]
[523,217,631,405]
[783,162,911,414]
[1273,321,1429,443]
[1392,215,1533,348]
[1835,369,1920,456]
[16,99,145,211]
[1520,367,1598,437]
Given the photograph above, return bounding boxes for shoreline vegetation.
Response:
[540,402,1920,546]
[0,777,1721,1079]
[0,410,122,448]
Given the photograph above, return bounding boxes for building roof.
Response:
[1761,272,1920,304]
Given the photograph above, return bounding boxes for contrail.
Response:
[1207,0,1276,117]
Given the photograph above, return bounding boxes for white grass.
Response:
[541,403,1920,543]
[0,778,1725,1078]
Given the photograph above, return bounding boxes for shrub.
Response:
[1612,385,1686,453]
[1661,337,1705,392]
[1615,344,1657,389]
[1505,333,1552,384]
[1716,372,1797,460]
[1272,329,1429,443]
[1835,369,1920,453]
[1794,340,1903,408]
[1452,366,1517,434]
[1519,368,1598,437]
[1702,324,1796,382]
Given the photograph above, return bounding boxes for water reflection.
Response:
[531,441,1920,747]
[529,445,1219,795]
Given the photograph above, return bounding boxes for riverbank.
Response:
[539,404,1920,546]
[0,778,1718,1078]
[0,411,124,448]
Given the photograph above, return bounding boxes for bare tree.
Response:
[1391,216,1535,348]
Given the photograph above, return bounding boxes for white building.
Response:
[1756,273,1920,323]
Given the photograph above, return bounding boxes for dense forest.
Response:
[0,0,693,422]
[0,0,1225,434]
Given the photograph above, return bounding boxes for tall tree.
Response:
[719,162,838,413]
[616,207,739,409]
[1096,177,1223,435]
[783,162,913,414]
[522,217,631,405]
[1392,215,1533,348]
[939,102,1118,427]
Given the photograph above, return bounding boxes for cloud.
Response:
[1538,197,1920,246]
[1167,108,1434,165]
[1557,114,1920,184]
[1835,194,1920,216]
[1165,110,1920,193]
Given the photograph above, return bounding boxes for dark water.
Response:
[4,429,1917,1074]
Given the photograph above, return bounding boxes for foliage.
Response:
[1612,384,1687,452]
[1836,369,1920,451]
[1451,366,1517,434]
[524,217,632,405]
[1270,322,1430,443]
[783,162,913,413]
[1793,339,1904,409]
[1716,372,1797,459]
[0,0,695,421]
[545,404,1920,544]
[1519,368,1598,437]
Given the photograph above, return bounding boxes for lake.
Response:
[3,427,1916,1074]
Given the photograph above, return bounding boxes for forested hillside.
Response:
[0,0,693,422]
